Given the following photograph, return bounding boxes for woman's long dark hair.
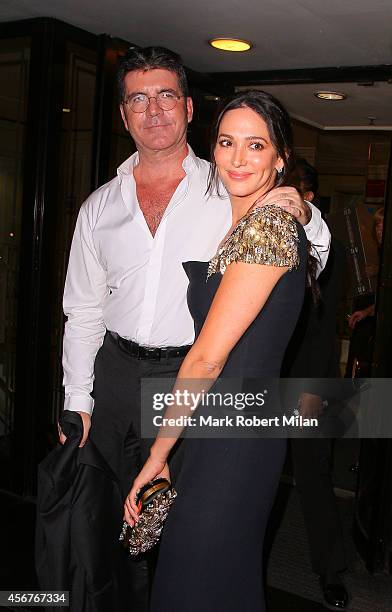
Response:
[207,90,295,197]
[207,89,319,301]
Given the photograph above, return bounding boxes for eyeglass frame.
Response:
[122,90,185,113]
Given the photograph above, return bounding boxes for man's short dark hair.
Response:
[117,46,189,102]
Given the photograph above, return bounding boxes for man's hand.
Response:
[258,187,311,226]
[58,411,91,447]
[298,393,324,419]
[348,305,375,329]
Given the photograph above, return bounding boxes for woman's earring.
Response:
[276,167,284,177]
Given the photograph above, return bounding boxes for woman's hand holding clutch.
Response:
[124,453,170,526]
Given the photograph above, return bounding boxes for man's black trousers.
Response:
[89,332,185,612]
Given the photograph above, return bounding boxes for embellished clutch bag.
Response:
[119,478,177,556]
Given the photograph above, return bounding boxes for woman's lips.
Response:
[226,170,253,180]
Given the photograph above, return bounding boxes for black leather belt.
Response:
[110,332,191,360]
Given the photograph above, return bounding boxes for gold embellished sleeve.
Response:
[208,205,300,277]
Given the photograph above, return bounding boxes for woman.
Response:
[125,90,308,611]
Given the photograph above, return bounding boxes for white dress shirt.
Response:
[63,146,330,414]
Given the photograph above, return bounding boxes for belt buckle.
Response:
[146,347,161,360]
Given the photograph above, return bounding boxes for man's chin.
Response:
[145,137,181,152]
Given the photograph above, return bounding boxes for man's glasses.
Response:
[123,91,183,113]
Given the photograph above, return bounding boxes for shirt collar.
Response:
[182,145,199,174]
[116,145,200,181]
[117,150,139,179]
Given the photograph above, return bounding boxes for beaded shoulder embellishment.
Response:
[207,204,299,278]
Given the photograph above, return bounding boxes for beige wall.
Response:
[293,121,390,202]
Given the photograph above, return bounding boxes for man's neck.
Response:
[134,142,189,184]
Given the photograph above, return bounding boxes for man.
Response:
[283,158,349,609]
[60,48,331,610]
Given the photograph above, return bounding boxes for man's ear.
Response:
[186,96,193,124]
[303,190,314,203]
[120,105,129,133]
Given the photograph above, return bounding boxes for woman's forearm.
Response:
[150,355,224,461]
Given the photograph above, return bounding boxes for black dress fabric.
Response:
[150,215,308,612]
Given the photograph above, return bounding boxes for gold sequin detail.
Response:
[207,205,299,278]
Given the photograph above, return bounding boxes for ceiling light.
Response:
[209,38,252,52]
[205,95,221,101]
[315,91,347,101]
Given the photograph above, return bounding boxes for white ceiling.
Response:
[238,81,392,130]
[2,0,392,72]
[1,0,392,128]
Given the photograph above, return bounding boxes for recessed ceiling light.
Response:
[209,38,252,52]
[315,91,347,101]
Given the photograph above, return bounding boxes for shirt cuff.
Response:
[64,394,94,415]
[302,201,322,244]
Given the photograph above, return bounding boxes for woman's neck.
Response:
[229,179,279,225]
[230,193,264,226]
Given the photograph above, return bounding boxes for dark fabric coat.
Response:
[282,237,348,399]
[35,411,126,612]
[283,237,346,378]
